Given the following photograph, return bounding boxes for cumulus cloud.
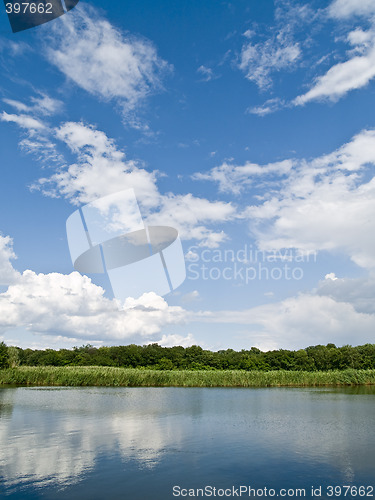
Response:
[0,230,191,345]
[0,270,187,342]
[3,237,374,349]
[44,4,170,125]
[0,232,187,343]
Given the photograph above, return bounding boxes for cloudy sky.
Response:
[1,0,375,351]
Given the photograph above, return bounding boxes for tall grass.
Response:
[1,366,375,387]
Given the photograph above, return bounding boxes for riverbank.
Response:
[1,366,375,387]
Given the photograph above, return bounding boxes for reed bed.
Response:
[1,366,375,387]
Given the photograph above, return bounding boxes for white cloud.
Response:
[145,193,235,247]
[0,270,187,342]
[244,131,375,268]
[199,129,375,268]
[0,235,20,286]
[294,18,375,106]
[0,230,186,344]
[247,98,285,116]
[347,28,374,51]
[44,5,170,124]
[1,95,64,164]
[196,293,375,350]
[237,1,313,90]
[20,137,62,164]
[294,43,375,105]
[185,250,199,262]
[194,160,293,194]
[0,112,46,132]
[156,333,196,347]
[3,236,375,349]
[197,65,217,82]
[239,32,301,90]
[237,0,375,109]
[2,99,30,113]
[2,109,236,247]
[30,121,236,247]
[317,273,375,314]
[181,290,200,303]
[33,121,161,208]
[3,95,63,116]
[328,0,375,19]
[0,231,189,346]
[0,40,31,56]
[325,272,338,281]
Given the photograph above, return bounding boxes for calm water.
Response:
[0,386,374,499]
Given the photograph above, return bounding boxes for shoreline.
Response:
[1,366,375,387]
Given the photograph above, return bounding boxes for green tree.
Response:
[155,357,175,370]
[0,342,9,369]
[7,346,20,368]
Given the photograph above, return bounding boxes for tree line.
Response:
[1,341,375,371]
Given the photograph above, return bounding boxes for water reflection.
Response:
[0,390,13,418]
[0,387,374,499]
[0,387,188,491]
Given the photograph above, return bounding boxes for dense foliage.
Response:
[0,342,9,369]
[1,343,375,371]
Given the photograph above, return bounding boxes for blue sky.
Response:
[1,0,375,351]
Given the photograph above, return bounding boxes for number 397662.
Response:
[5,3,53,14]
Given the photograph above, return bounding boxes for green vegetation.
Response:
[1,342,375,371]
[0,343,374,387]
[1,366,375,387]
[0,342,9,369]
[7,346,20,368]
